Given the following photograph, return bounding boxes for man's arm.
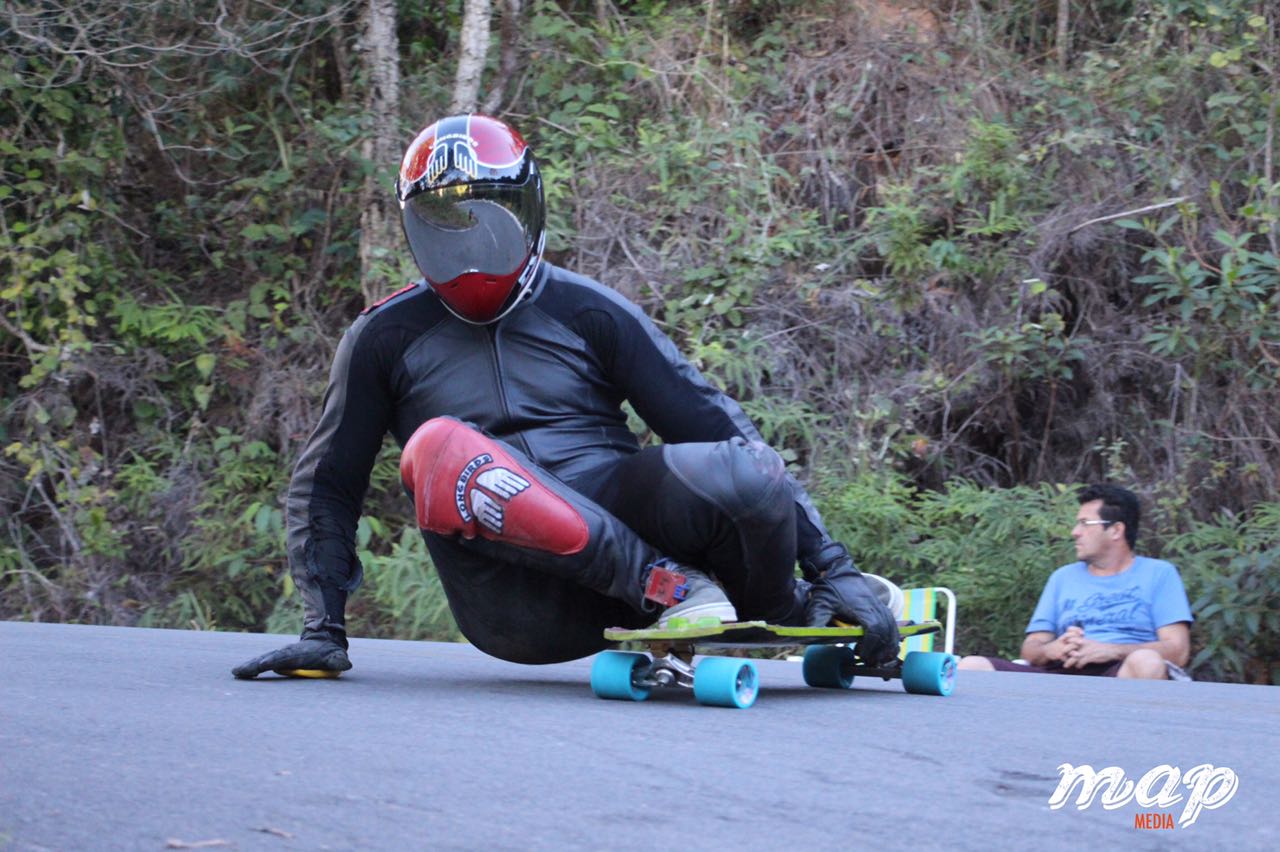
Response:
[284,317,396,640]
[1155,621,1192,667]
[233,316,397,679]
[1021,628,1081,666]
[1061,621,1191,669]
[1020,570,1070,666]
[595,294,839,558]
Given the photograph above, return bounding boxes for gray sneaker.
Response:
[655,567,737,628]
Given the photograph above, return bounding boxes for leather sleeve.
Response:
[284,316,395,631]
[586,291,836,560]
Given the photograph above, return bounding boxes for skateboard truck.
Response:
[633,650,696,690]
[846,660,904,681]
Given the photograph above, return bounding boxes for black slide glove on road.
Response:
[803,543,901,665]
[231,630,352,679]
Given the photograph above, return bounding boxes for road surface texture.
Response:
[2,621,1276,850]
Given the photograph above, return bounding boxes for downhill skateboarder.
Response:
[233,114,900,679]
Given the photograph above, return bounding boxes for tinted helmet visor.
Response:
[401,172,543,323]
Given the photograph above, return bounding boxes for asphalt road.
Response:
[2,621,1276,851]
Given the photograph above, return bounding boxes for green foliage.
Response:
[965,280,1087,385]
[526,1,842,332]
[815,474,1079,658]
[347,443,460,641]
[1166,504,1280,685]
[352,527,462,643]
[860,117,1040,298]
[915,482,1080,658]
[811,470,928,585]
[1123,198,1280,379]
[0,51,124,387]
[861,183,934,283]
[139,430,288,631]
[686,333,826,459]
[1,0,371,631]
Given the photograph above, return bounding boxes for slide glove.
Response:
[231,629,352,680]
[803,543,901,666]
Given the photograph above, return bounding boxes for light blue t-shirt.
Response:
[1026,556,1194,644]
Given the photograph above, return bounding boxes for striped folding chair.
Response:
[899,586,956,658]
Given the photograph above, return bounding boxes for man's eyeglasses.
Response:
[1073,520,1114,529]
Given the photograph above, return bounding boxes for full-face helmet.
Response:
[396,114,546,324]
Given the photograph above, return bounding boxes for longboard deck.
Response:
[604,619,941,648]
[592,619,956,707]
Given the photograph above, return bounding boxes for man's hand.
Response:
[1039,625,1084,664]
[803,544,901,665]
[232,631,352,679]
[1062,634,1121,669]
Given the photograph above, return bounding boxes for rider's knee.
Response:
[662,437,791,522]
[400,417,588,555]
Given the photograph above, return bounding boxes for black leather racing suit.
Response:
[285,263,842,663]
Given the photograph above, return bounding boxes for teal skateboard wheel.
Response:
[692,657,759,708]
[801,645,857,689]
[590,650,652,701]
[902,651,958,696]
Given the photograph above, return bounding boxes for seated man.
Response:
[958,484,1193,680]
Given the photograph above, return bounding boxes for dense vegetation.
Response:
[2,0,1277,683]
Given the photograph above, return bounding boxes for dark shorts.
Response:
[983,656,1124,677]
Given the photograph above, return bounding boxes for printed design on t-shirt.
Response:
[1059,585,1151,631]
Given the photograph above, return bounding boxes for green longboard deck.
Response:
[604,619,941,648]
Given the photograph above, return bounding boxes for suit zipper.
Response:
[486,323,533,457]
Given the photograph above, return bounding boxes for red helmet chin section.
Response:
[431,268,525,325]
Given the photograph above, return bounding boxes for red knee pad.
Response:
[400,418,588,555]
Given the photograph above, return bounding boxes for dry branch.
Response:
[1067,196,1190,234]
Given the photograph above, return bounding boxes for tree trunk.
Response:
[482,0,524,115]
[452,0,493,113]
[1056,0,1070,71]
[1266,1,1277,255]
[357,0,402,304]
